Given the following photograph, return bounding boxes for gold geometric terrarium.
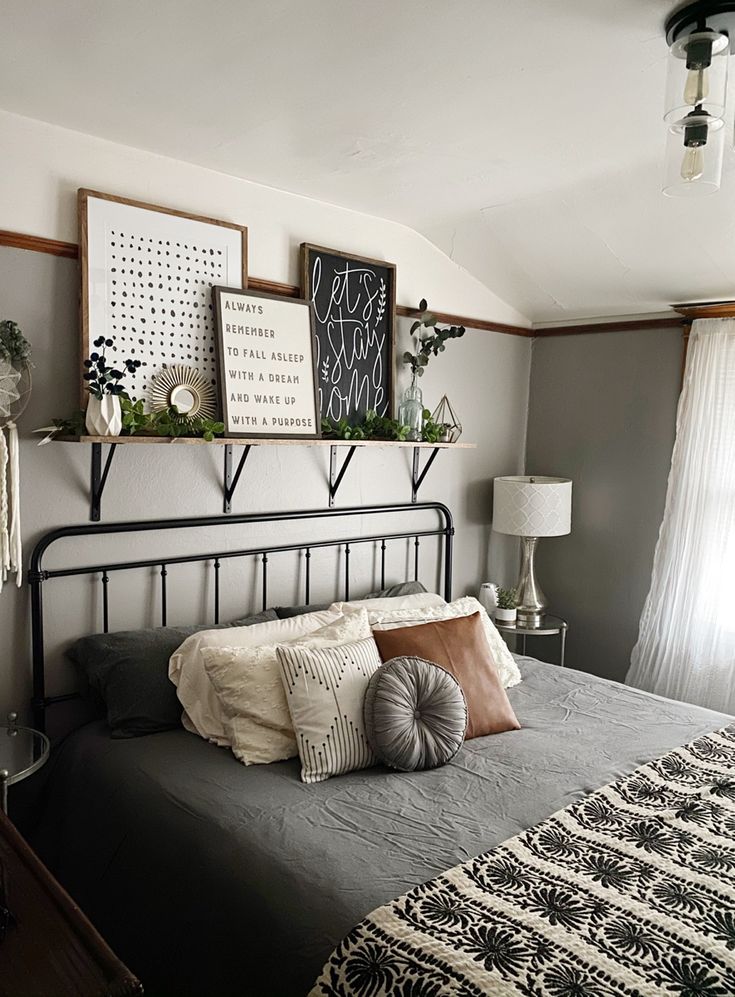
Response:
[431,394,462,443]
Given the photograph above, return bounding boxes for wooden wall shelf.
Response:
[59,435,474,449]
[54,437,475,520]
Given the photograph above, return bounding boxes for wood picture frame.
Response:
[301,243,396,423]
[212,286,320,439]
[78,188,248,409]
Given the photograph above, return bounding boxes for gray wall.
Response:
[0,246,531,718]
[524,328,683,681]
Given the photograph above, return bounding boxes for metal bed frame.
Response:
[29,502,454,732]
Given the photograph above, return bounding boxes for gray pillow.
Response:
[275,602,330,620]
[67,609,278,739]
[364,656,467,772]
[274,581,428,619]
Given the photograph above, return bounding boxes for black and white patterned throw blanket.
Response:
[311,726,735,997]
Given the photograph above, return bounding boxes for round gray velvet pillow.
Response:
[364,656,467,772]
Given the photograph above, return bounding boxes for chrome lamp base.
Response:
[515,536,546,627]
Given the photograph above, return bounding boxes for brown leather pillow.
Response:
[372,612,520,739]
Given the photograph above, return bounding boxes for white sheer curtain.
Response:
[627,317,735,713]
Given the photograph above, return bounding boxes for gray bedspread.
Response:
[31,658,731,997]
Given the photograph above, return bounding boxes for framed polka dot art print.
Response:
[79,188,248,413]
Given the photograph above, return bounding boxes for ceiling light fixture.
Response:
[663,1,735,196]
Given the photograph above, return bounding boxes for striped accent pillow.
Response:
[277,637,382,784]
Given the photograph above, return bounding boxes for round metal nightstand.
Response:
[494,614,568,667]
[0,712,50,814]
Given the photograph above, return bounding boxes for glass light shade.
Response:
[664,30,729,123]
[493,476,572,537]
[663,112,725,197]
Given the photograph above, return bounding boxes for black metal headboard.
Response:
[29,502,454,731]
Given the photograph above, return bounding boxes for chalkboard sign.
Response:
[301,243,396,423]
[213,286,320,439]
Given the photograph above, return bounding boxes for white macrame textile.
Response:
[0,422,22,591]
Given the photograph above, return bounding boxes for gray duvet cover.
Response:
[31,658,730,997]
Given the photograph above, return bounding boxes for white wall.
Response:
[0,110,530,327]
[0,113,531,720]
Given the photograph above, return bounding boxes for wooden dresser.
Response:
[0,808,142,996]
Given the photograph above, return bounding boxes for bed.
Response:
[25,504,732,996]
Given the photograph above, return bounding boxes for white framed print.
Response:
[79,188,247,409]
[213,287,320,439]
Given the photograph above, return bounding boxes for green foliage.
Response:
[51,410,86,437]
[403,300,465,378]
[497,587,518,610]
[48,399,224,442]
[83,336,141,399]
[322,408,447,444]
[148,406,224,442]
[0,320,32,366]
[120,397,224,441]
[120,397,150,434]
[321,410,410,442]
[420,409,443,444]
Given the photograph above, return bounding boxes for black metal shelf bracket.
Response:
[328,445,357,507]
[85,440,449,519]
[411,447,441,503]
[223,445,253,513]
[90,443,118,522]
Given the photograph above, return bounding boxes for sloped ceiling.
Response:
[1,0,734,323]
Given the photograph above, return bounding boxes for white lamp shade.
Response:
[493,476,572,537]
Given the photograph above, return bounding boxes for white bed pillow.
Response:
[278,636,383,784]
[330,591,445,615]
[201,607,372,766]
[169,608,342,745]
[370,596,522,690]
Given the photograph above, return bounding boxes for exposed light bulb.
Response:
[681,145,705,181]
[684,67,709,105]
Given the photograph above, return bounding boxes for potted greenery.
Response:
[399,300,465,441]
[0,320,32,369]
[495,587,518,623]
[83,337,141,436]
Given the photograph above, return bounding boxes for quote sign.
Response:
[301,244,396,423]
[213,287,320,438]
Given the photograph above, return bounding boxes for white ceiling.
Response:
[3,0,735,323]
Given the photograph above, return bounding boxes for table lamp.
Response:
[493,475,572,626]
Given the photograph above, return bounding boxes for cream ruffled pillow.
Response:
[369,596,522,689]
[329,592,446,614]
[169,608,343,746]
[201,607,372,766]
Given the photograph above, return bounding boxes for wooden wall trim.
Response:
[396,305,532,337]
[1,229,700,339]
[534,317,684,336]
[673,301,735,319]
[248,276,301,298]
[0,230,302,298]
[0,228,533,336]
[0,229,79,260]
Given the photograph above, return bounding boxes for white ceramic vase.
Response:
[85,393,122,436]
[495,606,517,623]
[478,582,498,615]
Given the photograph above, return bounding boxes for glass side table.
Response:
[494,614,568,667]
[0,713,50,814]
